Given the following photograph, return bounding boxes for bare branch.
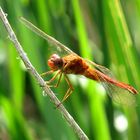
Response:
[0,7,89,140]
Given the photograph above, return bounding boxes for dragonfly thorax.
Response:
[48,54,63,71]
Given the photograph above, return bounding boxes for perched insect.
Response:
[20,17,138,106]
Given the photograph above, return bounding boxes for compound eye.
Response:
[47,54,63,70]
[48,59,55,69]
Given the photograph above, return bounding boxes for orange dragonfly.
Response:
[20,17,138,106]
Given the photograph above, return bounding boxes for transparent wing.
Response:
[99,76,136,106]
[20,17,78,57]
[85,59,114,78]
[86,59,136,106]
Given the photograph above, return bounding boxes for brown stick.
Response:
[0,7,89,140]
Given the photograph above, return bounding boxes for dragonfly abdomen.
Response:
[94,69,138,94]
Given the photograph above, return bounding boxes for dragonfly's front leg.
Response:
[40,70,54,77]
[46,70,63,88]
[57,74,74,107]
[41,70,62,88]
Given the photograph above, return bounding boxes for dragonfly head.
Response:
[48,54,63,71]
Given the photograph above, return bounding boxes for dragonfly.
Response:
[20,17,138,107]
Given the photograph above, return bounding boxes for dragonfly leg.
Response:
[39,70,54,87]
[40,70,54,77]
[57,74,73,107]
[43,70,63,88]
[53,72,63,88]
[47,71,63,88]
[40,69,62,87]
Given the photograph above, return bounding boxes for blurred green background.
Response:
[0,0,140,140]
